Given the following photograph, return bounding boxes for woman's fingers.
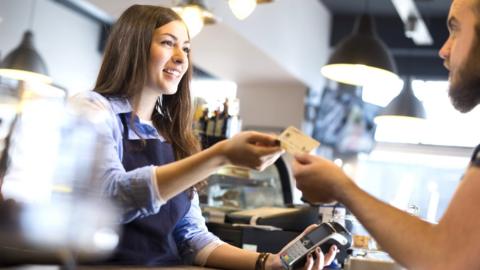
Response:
[313,247,324,270]
[324,245,338,266]
[303,253,314,270]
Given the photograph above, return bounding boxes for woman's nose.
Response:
[172,48,186,64]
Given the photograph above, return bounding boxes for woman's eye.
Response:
[161,40,174,47]
[183,47,191,54]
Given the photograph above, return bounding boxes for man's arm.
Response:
[339,181,440,269]
[294,154,480,269]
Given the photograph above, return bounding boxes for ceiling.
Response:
[57,0,453,86]
[321,0,452,79]
[60,0,331,89]
[321,0,451,17]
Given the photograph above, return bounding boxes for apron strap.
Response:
[119,113,130,140]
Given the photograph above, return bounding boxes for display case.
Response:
[199,155,293,213]
[200,155,323,254]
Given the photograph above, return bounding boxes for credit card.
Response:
[278,126,320,155]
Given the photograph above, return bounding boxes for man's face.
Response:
[439,0,480,113]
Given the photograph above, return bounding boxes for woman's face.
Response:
[148,20,190,95]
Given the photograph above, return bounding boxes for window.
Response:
[363,79,480,147]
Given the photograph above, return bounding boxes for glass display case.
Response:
[199,155,293,211]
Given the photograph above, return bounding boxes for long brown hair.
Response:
[94,5,200,160]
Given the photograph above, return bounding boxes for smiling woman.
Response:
[93,5,198,160]
[148,22,190,96]
[68,4,335,270]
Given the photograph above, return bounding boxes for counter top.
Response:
[1,266,217,270]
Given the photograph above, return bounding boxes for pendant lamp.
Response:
[375,77,426,123]
[0,31,51,84]
[228,0,273,20]
[0,0,51,84]
[321,14,398,86]
[172,0,217,38]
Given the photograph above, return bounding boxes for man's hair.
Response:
[94,5,200,160]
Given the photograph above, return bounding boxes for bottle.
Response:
[220,99,231,137]
[205,109,216,137]
[197,107,209,135]
[214,105,225,138]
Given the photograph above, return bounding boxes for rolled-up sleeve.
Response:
[173,192,224,265]
[70,92,164,223]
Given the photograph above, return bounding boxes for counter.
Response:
[1,266,216,270]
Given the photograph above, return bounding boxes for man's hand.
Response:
[292,153,354,204]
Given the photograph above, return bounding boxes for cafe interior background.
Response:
[0,0,473,267]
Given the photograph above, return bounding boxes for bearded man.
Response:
[293,0,480,269]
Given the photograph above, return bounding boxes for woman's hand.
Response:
[216,131,284,171]
[266,224,339,270]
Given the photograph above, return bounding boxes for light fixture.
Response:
[0,0,51,84]
[375,77,426,124]
[172,0,217,38]
[228,0,273,20]
[0,31,51,84]
[321,14,398,86]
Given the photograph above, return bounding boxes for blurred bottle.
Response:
[215,99,229,138]
[199,107,209,135]
[205,108,217,137]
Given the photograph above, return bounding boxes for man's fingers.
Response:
[294,153,313,165]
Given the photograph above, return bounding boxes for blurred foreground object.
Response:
[0,81,119,267]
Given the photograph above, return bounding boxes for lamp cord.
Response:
[27,0,37,31]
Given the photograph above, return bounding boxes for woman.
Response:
[74,5,336,270]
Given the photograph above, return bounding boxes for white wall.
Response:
[0,0,102,94]
[237,82,306,131]
[205,0,332,90]
[81,0,334,131]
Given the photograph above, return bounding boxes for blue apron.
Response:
[108,113,191,266]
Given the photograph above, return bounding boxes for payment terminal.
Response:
[280,222,351,269]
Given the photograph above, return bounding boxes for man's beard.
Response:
[449,30,480,113]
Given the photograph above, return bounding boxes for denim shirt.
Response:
[70,91,221,263]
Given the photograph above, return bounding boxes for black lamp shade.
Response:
[321,15,398,86]
[0,31,51,84]
[329,15,396,72]
[379,78,426,119]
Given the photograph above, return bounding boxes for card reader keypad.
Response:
[281,239,310,264]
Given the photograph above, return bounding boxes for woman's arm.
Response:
[205,240,337,270]
[205,243,261,270]
[154,131,283,201]
[71,92,283,221]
